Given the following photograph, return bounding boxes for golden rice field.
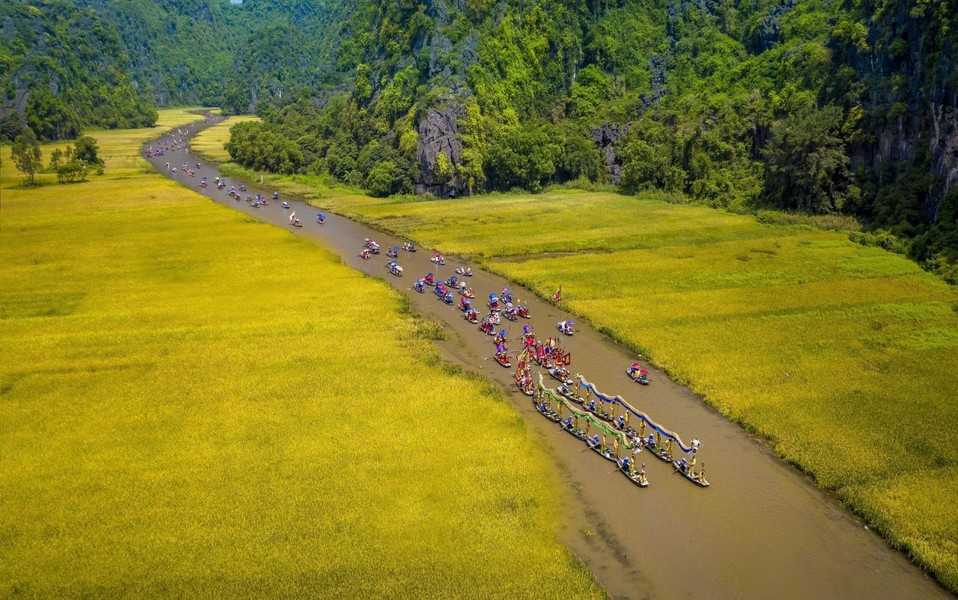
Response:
[313,190,958,591]
[0,115,603,597]
[191,114,260,164]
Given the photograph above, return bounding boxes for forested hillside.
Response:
[0,0,345,138]
[0,0,158,139]
[225,0,956,279]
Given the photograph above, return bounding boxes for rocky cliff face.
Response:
[590,124,630,185]
[416,104,467,197]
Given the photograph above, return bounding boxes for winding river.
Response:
[147,118,951,600]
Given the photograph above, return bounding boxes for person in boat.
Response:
[677,457,689,472]
[317,213,325,223]
[563,417,574,430]
[591,435,600,448]
[647,433,655,447]
[586,399,597,413]
[615,415,626,430]
[621,456,631,471]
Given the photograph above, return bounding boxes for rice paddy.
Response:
[0,115,604,597]
[310,190,958,591]
[191,114,259,164]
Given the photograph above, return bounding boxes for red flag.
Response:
[552,286,562,302]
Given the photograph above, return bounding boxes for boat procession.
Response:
[353,236,710,489]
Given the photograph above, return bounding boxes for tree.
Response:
[762,106,856,213]
[11,128,42,185]
[73,136,103,167]
[367,160,401,196]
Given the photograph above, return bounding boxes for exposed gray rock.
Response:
[590,124,631,185]
[416,103,467,197]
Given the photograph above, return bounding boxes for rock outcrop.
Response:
[416,103,467,197]
[590,124,631,185]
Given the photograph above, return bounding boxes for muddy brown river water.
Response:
[147,120,951,599]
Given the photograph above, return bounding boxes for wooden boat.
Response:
[586,436,619,463]
[642,438,675,464]
[561,418,589,441]
[617,457,650,487]
[556,383,584,404]
[549,366,573,386]
[674,458,710,487]
[535,399,561,422]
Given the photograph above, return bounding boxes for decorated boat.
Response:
[557,320,575,336]
[516,305,531,318]
[414,279,426,293]
[503,307,519,321]
[460,287,476,299]
[424,272,436,286]
[459,297,472,312]
[479,317,497,335]
[431,251,446,265]
[464,307,479,323]
[494,350,512,368]
[488,294,501,312]
[386,246,400,258]
[549,366,573,386]
[455,266,473,276]
[387,261,403,277]
[401,241,416,252]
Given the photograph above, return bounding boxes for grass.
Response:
[307,188,958,592]
[0,113,605,598]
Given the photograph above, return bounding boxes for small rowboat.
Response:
[586,436,619,463]
[642,439,674,464]
[556,384,584,404]
[535,400,561,422]
[674,458,710,487]
[617,457,650,487]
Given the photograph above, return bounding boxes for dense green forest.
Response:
[0,0,158,139]
[1,0,954,276]
[223,0,957,279]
